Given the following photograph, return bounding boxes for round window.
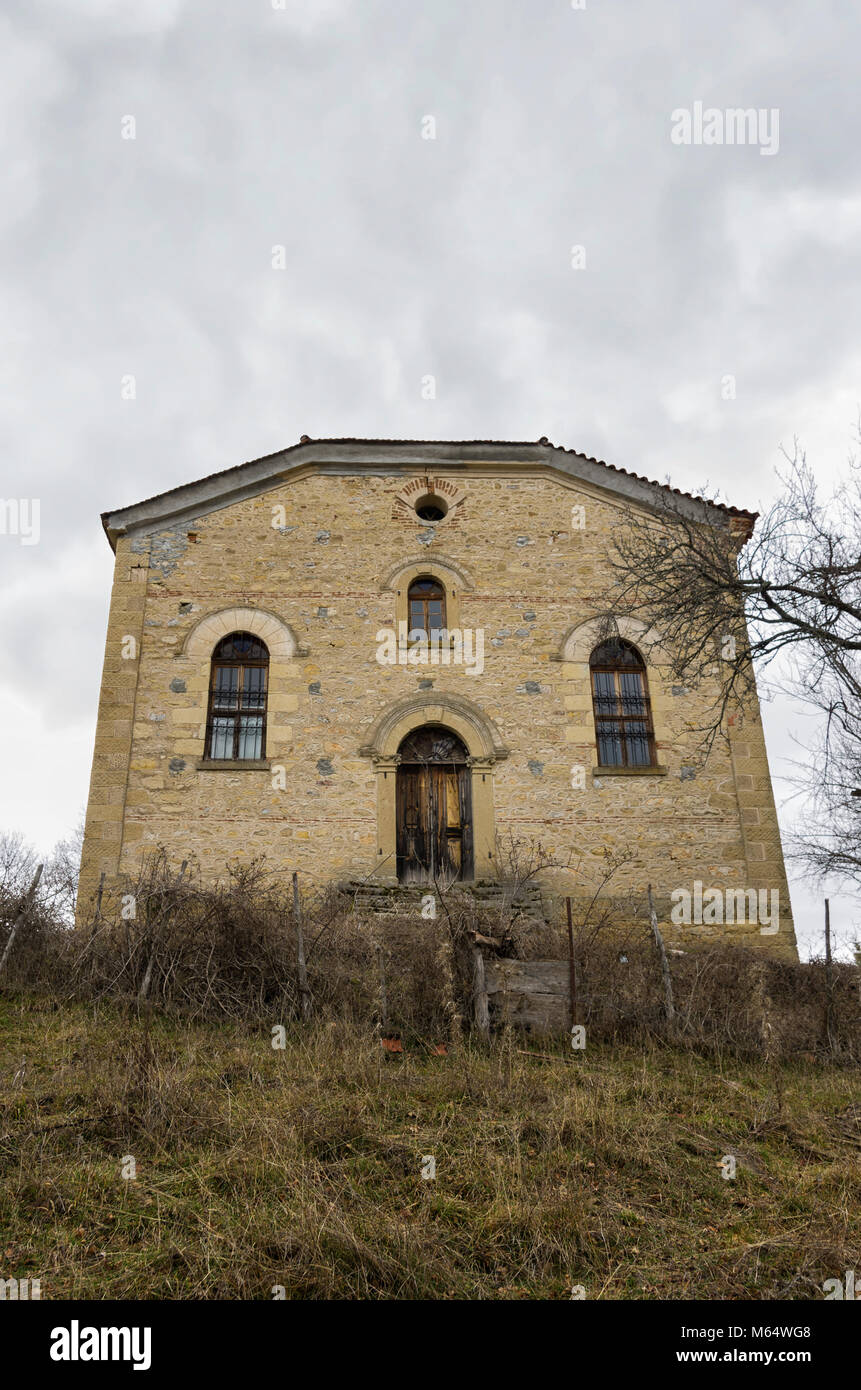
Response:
[414,493,448,522]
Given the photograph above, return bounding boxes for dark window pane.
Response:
[626,734,651,767]
[592,670,618,715]
[594,699,617,719]
[597,722,624,766]
[592,670,615,696]
[213,631,269,661]
[213,666,239,708]
[590,640,644,669]
[619,671,646,713]
[242,667,266,709]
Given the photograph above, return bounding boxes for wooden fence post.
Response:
[647,884,675,1029]
[824,898,836,1052]
[472,947,490,1037]
[0,864,44,977]
[376,941,388,1034]
[566,897,578,1031]
[88,871,106,942]
[292,871,313,1021]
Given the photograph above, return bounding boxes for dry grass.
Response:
[1,994,858,1300]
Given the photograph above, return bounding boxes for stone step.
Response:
[338,879,548,924]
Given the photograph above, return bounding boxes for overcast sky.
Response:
[1,0,859,957]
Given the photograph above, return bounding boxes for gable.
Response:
[100,437,756,550]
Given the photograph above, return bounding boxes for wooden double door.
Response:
[396,727,473,884]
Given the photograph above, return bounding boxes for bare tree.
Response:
[0,817,84,926]
[0,831,39,897]
[41,818,85,923]
[595,445,861,888]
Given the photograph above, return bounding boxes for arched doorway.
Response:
[396,725,473,884]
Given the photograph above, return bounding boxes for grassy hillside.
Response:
[0,994,858,1300]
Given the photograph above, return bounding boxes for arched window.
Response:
[589,639,656,768]
[408,576,447,638]
[204,632,269,761]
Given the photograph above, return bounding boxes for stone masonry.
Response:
[76,439,797,960]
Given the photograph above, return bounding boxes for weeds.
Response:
[0,999,857,1299]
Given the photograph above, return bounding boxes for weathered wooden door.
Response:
[396,728,473,884]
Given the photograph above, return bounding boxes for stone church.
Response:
[77,437,797,959]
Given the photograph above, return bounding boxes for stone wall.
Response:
[77,466,797,959]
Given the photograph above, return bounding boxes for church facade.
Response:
[77,437,797,959]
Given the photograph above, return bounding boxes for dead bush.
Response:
[1,848,858,1061]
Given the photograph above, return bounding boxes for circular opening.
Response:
[414,493,448,522]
